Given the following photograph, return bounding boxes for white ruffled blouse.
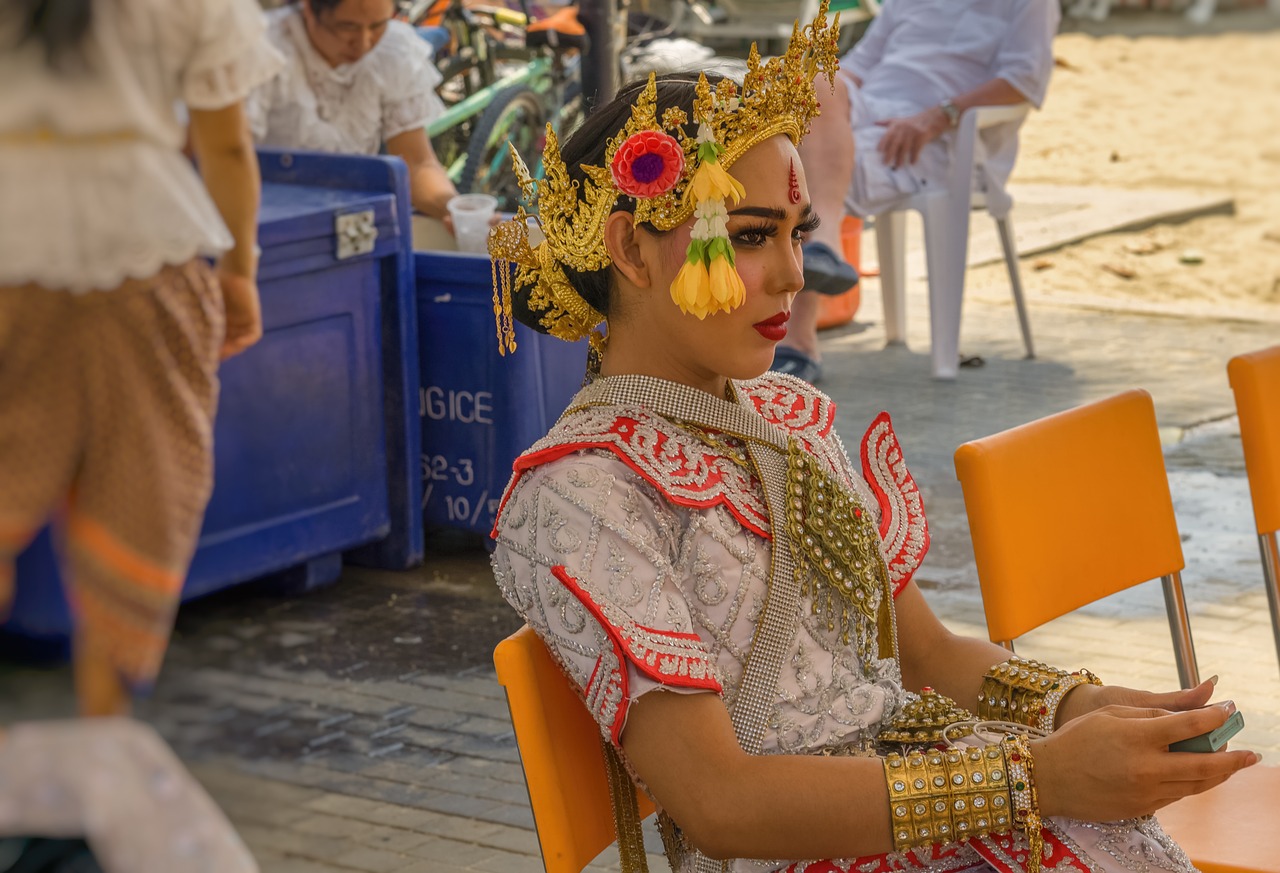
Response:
[247,7,445,156]
[0,0,284,293]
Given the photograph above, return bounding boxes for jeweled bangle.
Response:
[978,657,1103,732]
[1004,734,1044,873]
[883,744,1012,851]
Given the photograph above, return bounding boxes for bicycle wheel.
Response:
[459,84,546,210]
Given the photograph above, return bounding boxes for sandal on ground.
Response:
[770,345,823,384]
[801,241,860,296]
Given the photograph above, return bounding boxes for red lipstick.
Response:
[753,311,790,342]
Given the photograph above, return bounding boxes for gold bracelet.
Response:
[1004,734,1044,873]
[978,657,1102,732]
[883,744,1012,851]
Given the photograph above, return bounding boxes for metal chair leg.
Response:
[1161,571,1201,689]
[1260,531,1280,679]
[996,216,1035,360]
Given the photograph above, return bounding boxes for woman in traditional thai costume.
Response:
[486,7,1260,872]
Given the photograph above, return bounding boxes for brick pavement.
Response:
[2,277,1277,872]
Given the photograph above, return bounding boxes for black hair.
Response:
[512,71,727,334]
[10,0,93,70]
[300,0,408,15]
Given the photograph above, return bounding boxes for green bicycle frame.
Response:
[425,54,554,139]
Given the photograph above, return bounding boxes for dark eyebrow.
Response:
[727,204,813,221]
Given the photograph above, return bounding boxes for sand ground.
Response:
[965,8,1280,313]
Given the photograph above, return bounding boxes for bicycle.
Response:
[406,0,589,210]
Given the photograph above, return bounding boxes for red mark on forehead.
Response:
[788,158,801,204]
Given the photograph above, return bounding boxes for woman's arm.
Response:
[386,128,458,220]
[892,579,1221,727]
[189,101,263,359]
[893,579,1011,707]
[621,690,895,860]
[620,682,1259,861]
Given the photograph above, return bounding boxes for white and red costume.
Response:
[491,372,1195,873]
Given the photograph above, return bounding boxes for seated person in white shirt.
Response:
[248,0,459,222]
[773,0,1060,384]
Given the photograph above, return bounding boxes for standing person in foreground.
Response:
[485,7,1259,872]
[0,718,259,872]
[775,0,1059,383]
[0,0,282,716]
[248,0,459,222]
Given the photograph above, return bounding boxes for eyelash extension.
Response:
[797,215,822,235]
[732,216,822,245]
[733,222,778,240]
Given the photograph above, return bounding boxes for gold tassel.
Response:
[491,256,518,356]
[603,739,650,873]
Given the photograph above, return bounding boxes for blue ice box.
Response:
[414,234,586,537]
[3,151,424,646]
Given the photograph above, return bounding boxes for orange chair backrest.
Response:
[493,625,655,873]
[1228,345,1280,536]
[953,389,1186,643]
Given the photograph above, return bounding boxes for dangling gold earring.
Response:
[586,325,609,381]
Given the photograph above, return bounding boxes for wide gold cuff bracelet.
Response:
[978,657,1102,733]
[883,744,1013,850]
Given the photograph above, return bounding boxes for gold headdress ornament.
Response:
[488,0,842,355]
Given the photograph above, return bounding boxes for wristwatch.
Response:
[939,98,961,128]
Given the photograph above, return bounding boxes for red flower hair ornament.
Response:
[610,130,685,199]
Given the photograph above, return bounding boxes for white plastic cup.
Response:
[447,193,498,254]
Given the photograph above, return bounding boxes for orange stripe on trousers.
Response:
[65,512,183,596]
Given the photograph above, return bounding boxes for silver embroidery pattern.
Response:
[693,544,730,606]
[494,450,900,765]
[1069,818,1197,873]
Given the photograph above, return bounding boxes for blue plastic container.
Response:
[415,247,586,536]
[4,151,422,646]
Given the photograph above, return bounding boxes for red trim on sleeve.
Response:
[550,566,722,743]
[492,419,772,541]
[860,412,930,598]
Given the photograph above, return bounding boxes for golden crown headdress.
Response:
[488,0,841,354]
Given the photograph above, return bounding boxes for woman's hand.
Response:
[1033,702,1260,821]
[217,271,263,360]
[1054,675,1218,728]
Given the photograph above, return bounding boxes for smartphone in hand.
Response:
[1170,709,1245,753]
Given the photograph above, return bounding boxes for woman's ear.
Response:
[604,212,651,289]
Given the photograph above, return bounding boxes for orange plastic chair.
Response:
[953,389,1200,688]
[494,625,656,873]
[955,389,1280,873]
[1228,345,1280,674]
[1155,763,1280,873]
[816,216,864,331]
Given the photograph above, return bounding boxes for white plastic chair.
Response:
[874,103,1035,380]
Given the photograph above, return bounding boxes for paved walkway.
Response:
[2,256,1278,872]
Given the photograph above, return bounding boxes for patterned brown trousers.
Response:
[0,262,224,690]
